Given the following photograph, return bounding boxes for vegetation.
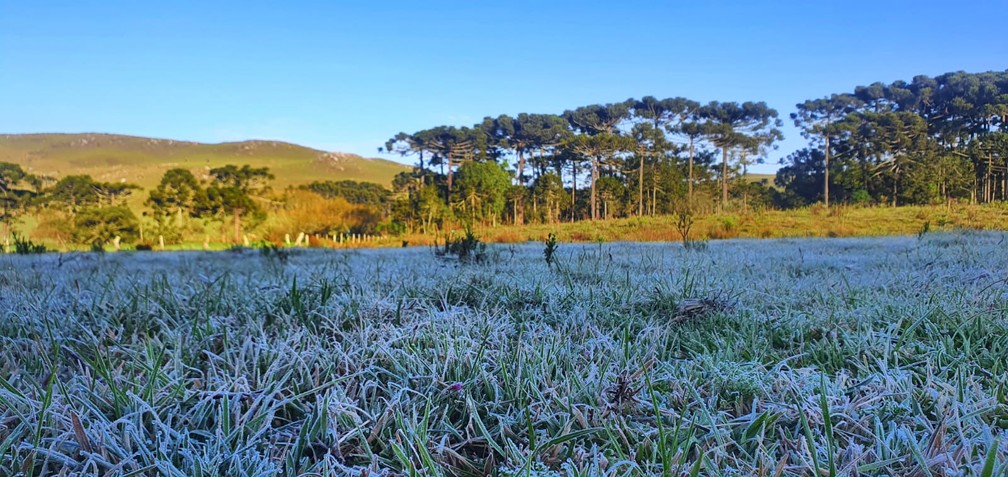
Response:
[1,69,1008,249]
[1,232,1005,475]
[384,69,1008,231]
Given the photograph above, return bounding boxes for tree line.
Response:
[783,70,1008,207]
[3,69,1007,247]
[383,98,784,231]
[384,69,1008,231]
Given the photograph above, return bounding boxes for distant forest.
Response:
[2,69,1007,247]
[383,69,1008,232]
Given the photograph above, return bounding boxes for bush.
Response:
[850,189,872,205]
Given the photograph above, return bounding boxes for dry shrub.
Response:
[707,226,739,240]
[270,190,378,240]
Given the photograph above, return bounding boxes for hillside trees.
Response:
[73,205,139,247]
[34,174,141,246]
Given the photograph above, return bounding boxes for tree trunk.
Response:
[987,153,994,203]
[445,155,453,194]
[651,160,657,215]
[892,175,898,207]
[590,157,599,221]
[638,153,644,216]
[721,147,729,209]
[517,149,526,185]
[571,162,577,223]
[233,208,242,244]
[824,135,831,208]
[688,137,695,200]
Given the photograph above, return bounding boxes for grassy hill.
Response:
[0,133,409,191]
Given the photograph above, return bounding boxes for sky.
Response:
[1,1,1006,174]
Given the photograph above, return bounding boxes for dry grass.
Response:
[1,232,1007,475]
[475,204,1008,245]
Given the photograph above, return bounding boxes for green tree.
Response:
[146,168,201,241]
[73,205,140,247]
[453,160,511,226]
[192,165,274,243]
[530,172,566,223]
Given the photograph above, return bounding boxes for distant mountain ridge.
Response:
[0,133,409,191]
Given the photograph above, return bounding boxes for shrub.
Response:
[543,233,558,267]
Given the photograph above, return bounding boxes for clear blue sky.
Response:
[2,1,1006,173]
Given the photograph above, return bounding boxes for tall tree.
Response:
[563,101,634,220]
[424,126,478,195]
[453,160,512,226]
[700,101,783,208]
[563,133,635,220]
[792,94,862,208]
[633,97,698,213]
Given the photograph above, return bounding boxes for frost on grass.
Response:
[1,232,1007,476]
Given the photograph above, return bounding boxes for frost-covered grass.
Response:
[1,232,1007,476]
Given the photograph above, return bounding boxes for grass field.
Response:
[1,232,1007,476]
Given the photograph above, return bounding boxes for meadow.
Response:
[1,231,1007,476]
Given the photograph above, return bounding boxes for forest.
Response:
[1,69,1007,248]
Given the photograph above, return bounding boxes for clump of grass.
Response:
[437,228,487,263]
[257,240,290,262]
[672,294,735,323]
[917,220,931,240]
[10,233,47,254]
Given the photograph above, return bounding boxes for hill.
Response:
[0,133,409,191]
